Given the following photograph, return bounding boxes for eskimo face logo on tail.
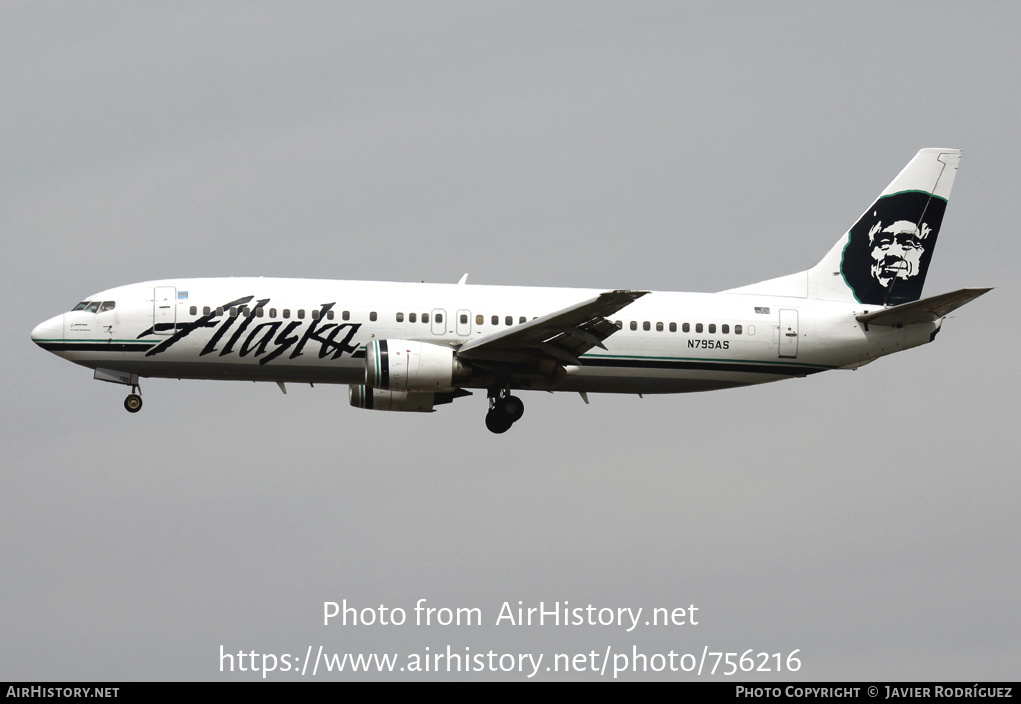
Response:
[841,191,947,306]
[869,220,930,288]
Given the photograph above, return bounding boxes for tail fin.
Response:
[726,148,961,305]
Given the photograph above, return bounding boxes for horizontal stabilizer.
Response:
[856,287,991,327]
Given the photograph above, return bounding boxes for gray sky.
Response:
[3,1,1018,681]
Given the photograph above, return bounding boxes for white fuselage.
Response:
[31,277,936,395]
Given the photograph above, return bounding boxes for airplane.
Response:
[31,148,990,433]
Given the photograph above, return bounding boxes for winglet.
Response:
[457,273,469,285]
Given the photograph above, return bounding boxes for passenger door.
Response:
[778,309,798,358]
[153,286,176,335]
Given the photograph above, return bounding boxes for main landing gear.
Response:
[485,389,524,434]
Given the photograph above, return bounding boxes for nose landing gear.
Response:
[485,389,524,434]
[123,383,142,413]
[93,369,144,413]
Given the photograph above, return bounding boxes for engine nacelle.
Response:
[364,339,470,391]
[349,385,437,412]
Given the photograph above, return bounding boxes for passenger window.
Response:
[190,306,197,316]
[643,321,650,331]
[396,312,404,322]
[722,324,729,334]
[708,324,716,333]
[460,314,468,324]
[505,316,512,326]
[615,321,623,329]
[735,325,742,334]
[519,316,526,324]
[656,322,663,332]
[342,311,350,321]
[422,313,429,323]
[370,311,378,322]
[270,308,277,318]
[311,310,319,320]
[682,323,690,333]
[216,307,224,316]
[630,321,637,331]
[327,310,335,320]
[435,313,442,323]
[298,309,305,319]
[695,323,703,333]
[476,314,483,325]
[230,307,238,317]
[282,309,289,319]
[203,306,211,316]
[409,313,417,323]
[669,322,677,332]
[492,315,498,325]
[257,308,265,318]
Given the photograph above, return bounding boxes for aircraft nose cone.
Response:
[31,314,63,348]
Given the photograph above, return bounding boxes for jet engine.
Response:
[364,339,471,391]
[349,385,437,412]
[349,385,472,412]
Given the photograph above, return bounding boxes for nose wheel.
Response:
[124,384,143,413]
[485,390,524,434]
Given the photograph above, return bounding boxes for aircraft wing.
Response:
[856,287,992,327]
[457,290,648,366]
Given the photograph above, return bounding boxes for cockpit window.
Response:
[71,300,116,313]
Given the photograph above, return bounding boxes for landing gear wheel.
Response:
[485,391,525,433]
[485,409,513,434]
[124,394,143,413]
[501,395,524,422]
